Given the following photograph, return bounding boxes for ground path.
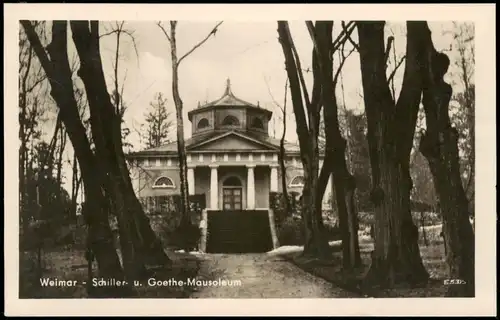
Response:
[190,253,354,298]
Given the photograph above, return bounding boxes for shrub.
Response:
[140,194,206,250]
[269,191,302,226]
[276,215,341,246]
[276,216,304,246]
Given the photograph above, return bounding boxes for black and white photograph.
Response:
[4,3,496,317]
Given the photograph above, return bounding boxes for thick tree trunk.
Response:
[279,140,292,214]
[301,158,329,257]
[314,21,360,268]
[419,24,475,297]
[357,21,429,287]
[277,21,330,259]
[70,21,170,276]
[21,21,132,297]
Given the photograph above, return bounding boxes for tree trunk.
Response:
[357,21,429,287]
[279,86,292,215]
[301,159,329,257]
[70,21,170,275]
[420,210,428,246]
[19,41,34,233]
[279,140,292,214]
[277,21,330,259]
[419,23,475,297]
[314,21,360,268]
[21,21,131,297]
[55,127,67,206]
[70,153,80,218]
[169,22,192,253]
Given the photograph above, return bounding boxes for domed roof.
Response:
[188,79,272,121]
[204,79,258,108]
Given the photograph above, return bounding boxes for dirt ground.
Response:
[190,253,356,298]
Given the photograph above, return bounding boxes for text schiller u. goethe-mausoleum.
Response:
[126,79,333,212]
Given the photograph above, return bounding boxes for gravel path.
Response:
[190,253,354,298]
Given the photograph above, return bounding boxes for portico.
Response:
[186,153,280,211]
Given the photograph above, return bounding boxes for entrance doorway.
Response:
[222,176,242,210]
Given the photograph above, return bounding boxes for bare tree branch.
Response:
[263,75,284,113]
[387,55,406,84]
[384,36,395,67]
[20,21,54,78]
[283,24,310,110]
[305,21,321,63]
[156,22,171,43]
[99,29,119,39]
[332,21,355,52]
[177,21,223,66]
[340,21,359,51]
[333,42,356,86]
[122,29,140,64]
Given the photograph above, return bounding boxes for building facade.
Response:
[127,79,333,212]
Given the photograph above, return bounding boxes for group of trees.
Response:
[277,21,475,297]
[19,20,474,298]
[19,22,75,235]
[20,21,173,298]
[19,20,221,297]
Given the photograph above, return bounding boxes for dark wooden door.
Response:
[222,188,242,210]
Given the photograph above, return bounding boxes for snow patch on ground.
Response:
[174,249,204,255]
[267,234,375,256]
[267,240,343,256]
[267,245,304,256]
[424,224,442,231]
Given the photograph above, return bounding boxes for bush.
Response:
[358,211,442,227]
[276,216,304,246]
[276,216,341,246]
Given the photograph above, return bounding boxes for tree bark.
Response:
[168,22,193,252]
[419,23,475,297]
[21,20,131,297]
[357,21,429,287]
[279,81,292,215]
[70,21,170,275]
[70,153,81,219]
[19,38,33,233]
[55,127,67,206]
[312,21,361,268]
[277,21,329,258]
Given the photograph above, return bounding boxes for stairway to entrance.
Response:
[206,210,273,254]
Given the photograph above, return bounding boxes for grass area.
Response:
[19,246,204,299]
[280,226,449,298]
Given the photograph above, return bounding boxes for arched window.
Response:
[153,176,175,189]
[289,175,305,188]
[251,117,264,129]
[222,115,240,126]
[223,176,242,187]
[197,118,209,129]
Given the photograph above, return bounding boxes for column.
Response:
[187,166,195,195]
[270,165,279,192]
[247,165,255,209]
[210,165,218,210]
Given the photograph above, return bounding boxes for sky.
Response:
[96,21,463,146]
[35,20,471,192]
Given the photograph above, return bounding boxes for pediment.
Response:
[187,132,278,151]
